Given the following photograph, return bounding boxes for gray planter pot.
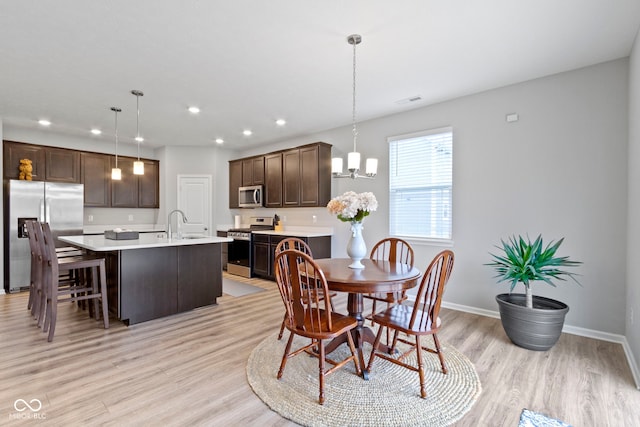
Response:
[495,293,569,351]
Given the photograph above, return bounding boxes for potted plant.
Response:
[486,235,581,351]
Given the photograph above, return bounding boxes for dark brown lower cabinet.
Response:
[107,243,222,325]
[251,234,331,280]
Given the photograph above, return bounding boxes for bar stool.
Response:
[38,222,109,342]
[25,220,45,322]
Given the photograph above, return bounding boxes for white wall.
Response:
[157,145,235,233]
[626,28,640,383]
[235,59,630,336]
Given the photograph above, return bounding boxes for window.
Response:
[389,127,453,241]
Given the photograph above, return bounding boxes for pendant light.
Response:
[332,34,377,179]
[131,90,145,175]
[111,107,122,180]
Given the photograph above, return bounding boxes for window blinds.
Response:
[389,128,453,240]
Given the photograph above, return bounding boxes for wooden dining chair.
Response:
[366,249,454,398]
[274,237,336,340]
[364,237,415,319]
[274,249,361,405]
[39,222,109,342]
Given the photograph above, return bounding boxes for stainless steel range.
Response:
[226,217,274,278]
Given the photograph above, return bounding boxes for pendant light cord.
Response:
[136,94,141,160]
[352,36,358,153]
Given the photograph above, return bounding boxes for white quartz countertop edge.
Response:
[251,230,333,237]
[59,234,231,251]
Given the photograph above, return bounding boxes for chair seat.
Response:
[372,304,442,335]
[285,310,358,340]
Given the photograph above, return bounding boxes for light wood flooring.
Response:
[1,273,639,426]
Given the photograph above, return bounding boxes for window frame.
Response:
[387,126,454,247]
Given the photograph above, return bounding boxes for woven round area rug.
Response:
[246,332,481,427]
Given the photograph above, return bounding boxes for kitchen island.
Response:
[59,234,232,325]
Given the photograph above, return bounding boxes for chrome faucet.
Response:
[167,209,188,240]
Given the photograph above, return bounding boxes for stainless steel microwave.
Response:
[238,185,263,208]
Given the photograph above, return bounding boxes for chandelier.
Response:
[332,34,377,179]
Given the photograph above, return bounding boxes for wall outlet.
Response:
[128,214,134,221]
[88,215,94,222]
[312,215,317,223]
[282,215,287,222]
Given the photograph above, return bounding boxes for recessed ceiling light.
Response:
[188,106,200,114]
[135,136,144,142]
[38,119,51,126]
[243,130,252,136]
[275,119,286,126]
[90,129,102,135]
[215,138,224,144]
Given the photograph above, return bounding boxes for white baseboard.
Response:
[439,300,640,390]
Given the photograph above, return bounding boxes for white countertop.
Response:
[59,234,232,251]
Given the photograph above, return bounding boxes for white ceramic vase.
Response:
[347,221,366,269]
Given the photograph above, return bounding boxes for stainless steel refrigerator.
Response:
[5,179,84,293]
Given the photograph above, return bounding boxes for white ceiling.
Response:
[1,1,639,151]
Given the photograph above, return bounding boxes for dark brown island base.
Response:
[58,234,232,325]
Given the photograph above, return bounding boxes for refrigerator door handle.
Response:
[39,198,46,222]
[44,198,50,223]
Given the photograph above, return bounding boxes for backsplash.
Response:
[227,207,336,229]
[84,207,159,227]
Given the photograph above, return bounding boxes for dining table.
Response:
[314,258,421,379]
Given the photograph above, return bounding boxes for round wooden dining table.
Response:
[314,258,421,379]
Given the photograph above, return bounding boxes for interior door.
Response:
[177,175,211,236]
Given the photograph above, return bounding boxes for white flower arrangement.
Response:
[326,191,378,223]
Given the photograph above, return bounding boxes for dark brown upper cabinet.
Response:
[138,159,159,208]
[110,157,138,208]
[45,147,80,183]
[229,160,243,209]
[3,141,46,181]
[264,153,283,208]
[242,156,264,186]
[81,152,111,207]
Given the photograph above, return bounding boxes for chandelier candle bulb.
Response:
[347,152,360,171]
[366,158,378,176]
[332,157,344,174]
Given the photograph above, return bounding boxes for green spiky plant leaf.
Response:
[486,235,582,295]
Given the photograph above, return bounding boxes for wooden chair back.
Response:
[275,237,313,256]
[274,249,333,335]
[370,237,415,267]
[410,250,455,331]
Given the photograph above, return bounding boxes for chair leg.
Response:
[366,326,385,372]
[277,313,287,340]
[318,339,325,405]
[415,335,426,398]
[345,329,361,375]
[432,333,447,374]
[98,260,109,328]
[277,332,295,379]
[47,277,59,342]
